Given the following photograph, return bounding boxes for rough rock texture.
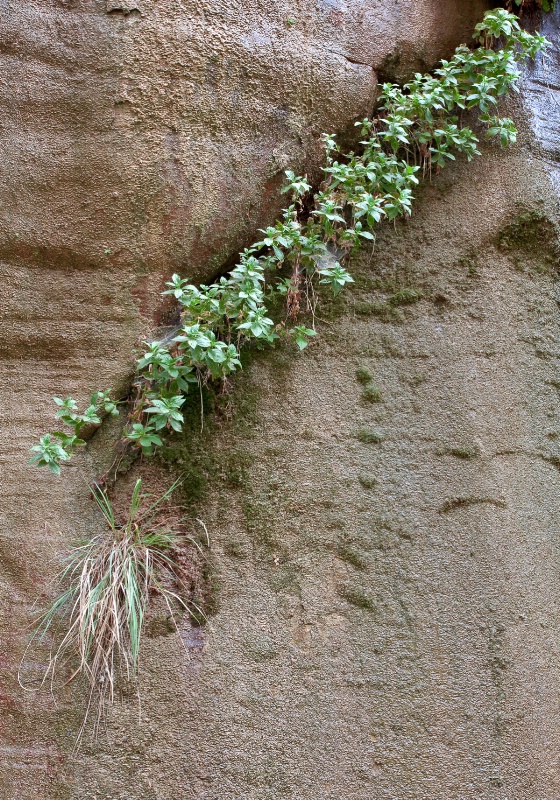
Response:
[61,137,560,799]
[524,7,560,192]
[3,1,560,799]
[68,130,560,799]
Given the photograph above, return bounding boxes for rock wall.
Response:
[4,1,560,798]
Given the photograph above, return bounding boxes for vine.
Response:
[30,10,547,480]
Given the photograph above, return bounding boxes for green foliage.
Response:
[31,10,547,474]
[30,390,119,474]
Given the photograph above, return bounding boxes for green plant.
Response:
[30,9,547,477]
[23,479,199,736]
[30,391,119,474]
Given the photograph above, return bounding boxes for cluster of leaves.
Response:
[30,391,119,475]
[30,9,547,475]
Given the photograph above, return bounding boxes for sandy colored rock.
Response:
[68,139,560,798]
[5,1,560,798]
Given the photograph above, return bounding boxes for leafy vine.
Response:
[31,10,547,479]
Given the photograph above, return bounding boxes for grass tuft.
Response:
[23,478,199,741]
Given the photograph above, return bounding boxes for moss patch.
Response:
[361,384,382,404]
[337,582,376,610]
[440,496,507,513]
[336,541,368,570]
[497,209,560,274]
[356,366,373,385]
[354,300,405,323]
[387,287,422,306]
[445,446,479,460]
[356,429,383,444]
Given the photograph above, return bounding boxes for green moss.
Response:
[388,288,422,306]
[356,366,373,385]
[497,209,560,273]
[188,550,221,626]
[316,285,349,320]
[153,383,219,510]
[145,615,176,638]
[361,384,382,403]
[268,563,299,592]
[357,429,383,444]
[458,250,480,278]
[242,499,278,550]
[223,537,250,558]
[224,451,254,488]
[338,582,375,610]
[336,542,368,570]
[354,300,404,322]
[544,454,560,470]
[440,496,507,513]
[446,446,479,460]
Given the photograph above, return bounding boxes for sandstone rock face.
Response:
[6,1,560,798]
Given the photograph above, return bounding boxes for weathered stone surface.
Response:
[9,1,560,798]
[524,7,560,190]
[71,135,560,798]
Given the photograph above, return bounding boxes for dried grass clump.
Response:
[22,478,203,740]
